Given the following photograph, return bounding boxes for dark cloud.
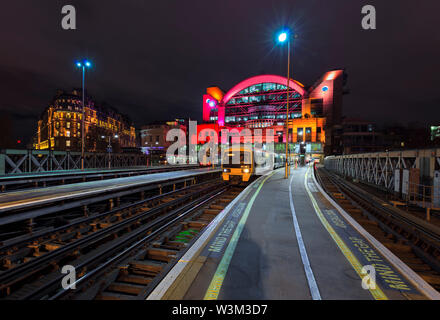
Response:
[0,0,439,143]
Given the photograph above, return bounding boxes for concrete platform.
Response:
[148,166,440,300]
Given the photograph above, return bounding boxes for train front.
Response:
[221,148,253,184]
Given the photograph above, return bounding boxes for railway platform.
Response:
[149,166,440,300]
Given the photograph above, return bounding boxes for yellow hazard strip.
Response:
[203,172,275,300]
[304,167,388,300]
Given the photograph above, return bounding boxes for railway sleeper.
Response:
[406,263,433,272]
[106,282,145,296]
[117,273,153,286]
[145,248,178,262]
[161,241,186,251]
[0,247,33,268]
[210,204,226,210]
[199,214,217,221]
[187,221,208,229]
[203,208,222,215]
[420,272,440,286]
[383,242,413,253]
[129,260,165,276]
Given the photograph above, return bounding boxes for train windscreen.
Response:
[222,150,252,168]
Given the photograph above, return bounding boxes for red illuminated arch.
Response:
[221,74,306,104]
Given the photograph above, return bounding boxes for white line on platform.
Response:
[289,170,322,300]
[146,173,266,300]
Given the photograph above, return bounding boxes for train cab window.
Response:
[222,150,251,168]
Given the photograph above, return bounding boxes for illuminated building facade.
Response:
[139,119,187,164]
[34,89,136,152]
[140,120,187,153]
[202,71,346,157]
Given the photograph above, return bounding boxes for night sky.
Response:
[1,0,439,144]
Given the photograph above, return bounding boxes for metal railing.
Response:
[405,182,440,210]
[0,149,148,175]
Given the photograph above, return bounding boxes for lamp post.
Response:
[76,59,91,170]
[102,134,118,169]
[277,30,292,179]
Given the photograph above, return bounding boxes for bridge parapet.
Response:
[0,149,147,175]
[324,148,440,208]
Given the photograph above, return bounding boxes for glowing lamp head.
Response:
[76,60,91,68]
[278,32,288,43]
[209,100,216,107]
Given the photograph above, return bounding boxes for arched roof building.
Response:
[202,70,345,156]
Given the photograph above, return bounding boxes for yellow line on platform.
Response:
[203,172,274,300]
[304,167,388,300]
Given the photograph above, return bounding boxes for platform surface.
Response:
[0,168,219,212]
[182,166,429,300]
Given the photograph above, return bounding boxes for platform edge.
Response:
[146,175,266,300]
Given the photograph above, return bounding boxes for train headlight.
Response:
[242,168,250,173]
[223,168,230,173]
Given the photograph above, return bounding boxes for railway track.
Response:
[0,169,220,240]
[0,177,242,300]
[315,167,440,291]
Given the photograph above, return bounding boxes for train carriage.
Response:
[221,146,285,184]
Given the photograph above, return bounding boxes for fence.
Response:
[324,148,440,212]
[0,149,148,175]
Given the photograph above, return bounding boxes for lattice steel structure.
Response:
[325,148,440,191]
[0,149,147,175]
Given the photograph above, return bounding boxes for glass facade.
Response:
[222,82,303,129]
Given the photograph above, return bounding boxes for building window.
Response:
[305,127,312,142]
[66,122,70,128]
[66,130,70,137]
[317,127,322,142]
[66,140,70,147]
[297,128,303,142]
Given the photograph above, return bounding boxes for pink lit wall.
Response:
[203,94,216,122]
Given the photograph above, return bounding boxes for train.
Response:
[221,146,285,184]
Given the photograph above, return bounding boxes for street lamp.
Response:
[75,59,92,170]
[277,30,292,179]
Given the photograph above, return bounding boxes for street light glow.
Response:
[76,60,92,68]
[278,32,287,43]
